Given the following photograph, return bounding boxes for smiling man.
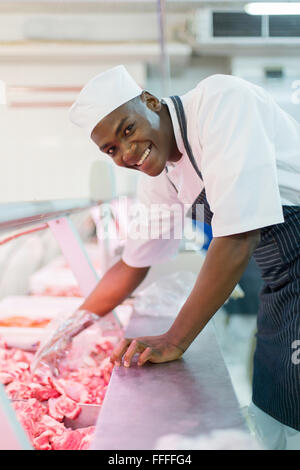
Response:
[91,91,182,175]
[34,65,300,447]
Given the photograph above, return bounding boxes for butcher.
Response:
[32,65,300,448]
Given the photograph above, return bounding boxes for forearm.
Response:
[80,259,150,316]
[166,230,260,351]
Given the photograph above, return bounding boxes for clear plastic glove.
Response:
[30,309,100,376]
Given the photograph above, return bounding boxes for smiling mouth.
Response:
[136,145,151,167]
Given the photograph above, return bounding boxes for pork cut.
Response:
[0,337,115,450]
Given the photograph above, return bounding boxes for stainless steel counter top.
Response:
[91,313,251,450]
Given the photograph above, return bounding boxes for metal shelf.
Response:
[92,312,253,450]
[0,198,99,233]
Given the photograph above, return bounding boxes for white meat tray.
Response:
[0,295,83,350]
[0,295,133,351]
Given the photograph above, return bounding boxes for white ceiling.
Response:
[0,1,298,58]
[0,1,248,13]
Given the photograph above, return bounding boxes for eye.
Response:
[124,124,134,136]
[107,146,116,156]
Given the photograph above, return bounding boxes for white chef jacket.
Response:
[122,74,300,268]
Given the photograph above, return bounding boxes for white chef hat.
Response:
[69,65,143,138]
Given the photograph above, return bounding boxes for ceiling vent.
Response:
[196,9,300,41]
[212,12,262,37]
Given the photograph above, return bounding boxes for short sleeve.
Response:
[122,171,184,267]
[198,79,284,237]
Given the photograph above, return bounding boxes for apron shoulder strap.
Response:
[169,95,203,181]
[169,95,214,226]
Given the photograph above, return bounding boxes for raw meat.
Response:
[0,337,115,450]
[51,426,96,451]
[39,286,82,297]
[48,396,81,422]
[0,316,50,328]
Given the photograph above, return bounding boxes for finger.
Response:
[33,343,53,367]
[110,338,131,366]
[52,363,60,377]
[123,340,143,368]
[137,347,153,367]
[54,352,65,377]
[31,351,46,373]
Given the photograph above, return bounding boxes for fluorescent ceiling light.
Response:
[245,2,300,15]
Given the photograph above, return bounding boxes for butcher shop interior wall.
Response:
[1,1,298,204]
[0,0,299,452]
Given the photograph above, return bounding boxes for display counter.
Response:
[92,311,254,450]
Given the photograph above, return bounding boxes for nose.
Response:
[122,142,138,166]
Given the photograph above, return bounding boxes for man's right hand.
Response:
[30,309,100,376]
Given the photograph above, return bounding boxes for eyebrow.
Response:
[100,117,128,152]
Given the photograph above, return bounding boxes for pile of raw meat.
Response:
[0,316,51,328]
[38,286,83,298]
[0,338,114,450]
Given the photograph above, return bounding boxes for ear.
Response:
[141,91,162,112]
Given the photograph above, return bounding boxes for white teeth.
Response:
[136,146,151,166]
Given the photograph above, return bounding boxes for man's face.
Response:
[91,92,178,177]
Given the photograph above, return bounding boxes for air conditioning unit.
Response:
[195,8,300,42]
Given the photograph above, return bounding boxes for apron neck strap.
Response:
[169,95,203,181]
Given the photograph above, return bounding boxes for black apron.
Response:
[169,95,300,431]
[252,207,300,430]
